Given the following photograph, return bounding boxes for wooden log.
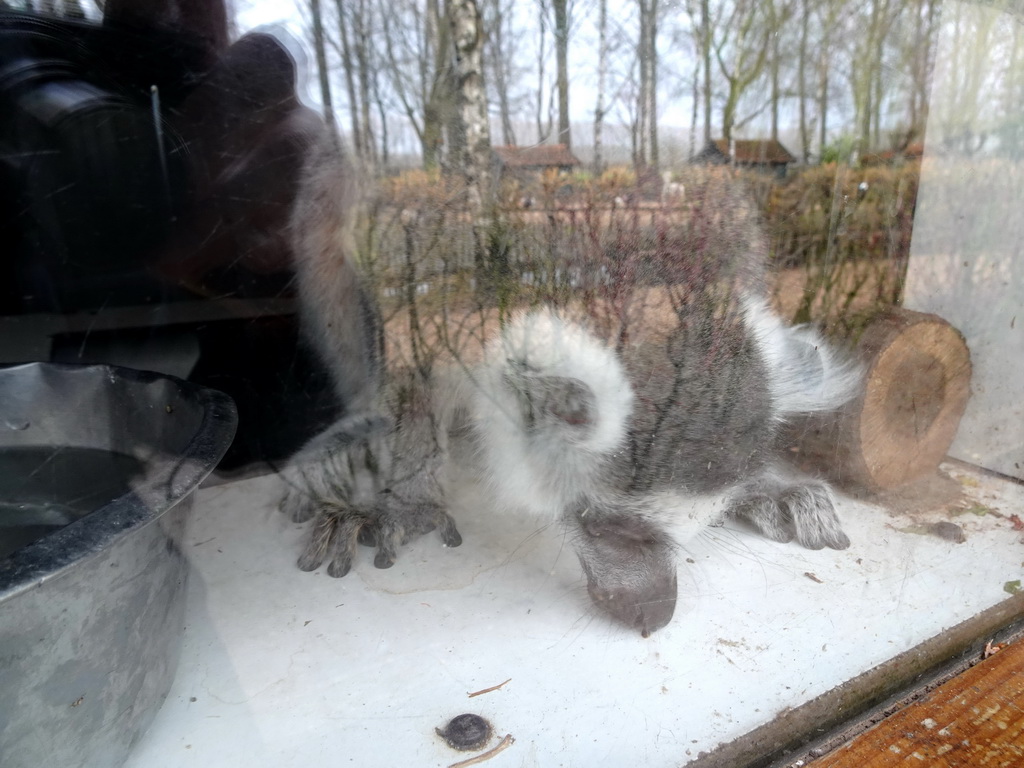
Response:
[788,308,972,492]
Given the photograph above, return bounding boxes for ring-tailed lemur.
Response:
[279,134,860,636]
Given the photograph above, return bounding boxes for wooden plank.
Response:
[689,596,1024,768]
[815,638,1024,767]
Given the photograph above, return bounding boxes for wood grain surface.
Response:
[815,638,1024,766]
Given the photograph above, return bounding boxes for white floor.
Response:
[124,464,1024,768]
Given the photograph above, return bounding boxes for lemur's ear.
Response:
[506,373,597,429]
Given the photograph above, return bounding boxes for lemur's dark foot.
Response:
[728,477,850,551]
[355,493,463,568]
[295,495,461,576]
[296,504,368,576]
[281,413,461,576]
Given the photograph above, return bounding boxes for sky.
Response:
[229,0,712,163]
[226,0,952,165]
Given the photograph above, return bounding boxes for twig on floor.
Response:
[448,734,514,768]
[467,678,512,698]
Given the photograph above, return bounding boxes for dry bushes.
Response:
[355,161,920,394]
[764,162,919,335]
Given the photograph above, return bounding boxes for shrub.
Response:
[352,158,920,396]
[763,161,919,334]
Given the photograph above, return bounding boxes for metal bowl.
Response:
[0,363,236,768]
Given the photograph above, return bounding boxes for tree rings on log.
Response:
[790,308,972,492]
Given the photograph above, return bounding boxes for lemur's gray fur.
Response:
[279,134,861,636]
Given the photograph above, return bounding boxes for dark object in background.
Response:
[0,12,195,313]
[173,316,338,470]
[0,7,337,469]
[49,316,339,470]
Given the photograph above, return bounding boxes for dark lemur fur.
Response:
[281,134,861,636]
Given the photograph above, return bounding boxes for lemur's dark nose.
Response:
[586,569,678,637]
[576,510,680,636]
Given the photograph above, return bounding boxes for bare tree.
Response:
[372,55,390,167]
[813,0,846,156]
[715,0,772,143]
[335,1,364,155]
[309,0,336,132]
[290,0,951,173]
[483,0,520,146]
[535,0,555,143]
[849,0,897,153]
[353,0,377,166]
[553,0,572,148]
[378,0,455,170]
[797,0,811,161]
[701,0,712,144]
[904,0,938,142]
[681,0,715,151]
[594,0,609,172]
[636,0,659,170]
[766,0,795,142]
[449,0,492,211]
[326,0,379,166]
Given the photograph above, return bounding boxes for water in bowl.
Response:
[0,447,145,559]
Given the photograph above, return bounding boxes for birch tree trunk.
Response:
[449,0,492,212]
[450,0,502,307]
[536,0,552,143]
[593,0,608,172]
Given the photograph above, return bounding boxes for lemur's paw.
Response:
[296,504,368,576]
[356,493,462,568]
[781,482,850,551]
[296,493,461,577]
[729,481,849,551]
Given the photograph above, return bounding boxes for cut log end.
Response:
[790,308,972,492]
